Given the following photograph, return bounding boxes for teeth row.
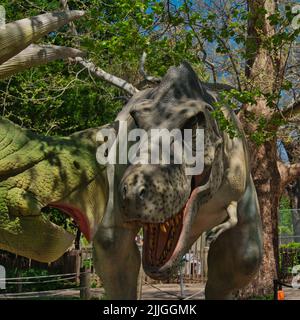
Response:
[160,224,167,233]
[144,213,182,233]
[161,241,172,261]
[143,212,183,266]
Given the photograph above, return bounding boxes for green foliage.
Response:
[5,268,77,293]
[212,88,263,140]
[212,87,288,145]
[42,208,77,235]
[211,105,238,139]
[279,243,300,272]
[82,258,92,270]
[79,0,207,80]
[0,0,206,136]
[280,242,300,249]
[279,196,293,236]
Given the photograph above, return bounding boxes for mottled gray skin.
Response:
[94,63,263,299]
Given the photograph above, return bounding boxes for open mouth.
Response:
[143,208,185,269]
[44,203,91,241]
[142,169,210,277]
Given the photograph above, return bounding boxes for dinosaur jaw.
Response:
[48,203,91,242]
[142,207,184,270]
[142,174,206,279]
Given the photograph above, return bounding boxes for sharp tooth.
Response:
[160,224,167,233]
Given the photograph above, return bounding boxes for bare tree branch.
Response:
[0,44,86,79]
[73,57,139,95]
[203,82,236,92]
[139,52,161,84]
[215,35,242,91]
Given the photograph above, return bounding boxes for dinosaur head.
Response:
[0,121,107,263]
[119,63,224,279]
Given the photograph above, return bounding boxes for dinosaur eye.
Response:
[182,112,205,131]
[182,112,205,156]
[182,116,197,130]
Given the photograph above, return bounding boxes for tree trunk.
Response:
[238,140,281,298]
[238,0,285,298]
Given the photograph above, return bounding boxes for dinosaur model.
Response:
[0,10,263,300]
[0,118,107,262]
[93,63,263,299]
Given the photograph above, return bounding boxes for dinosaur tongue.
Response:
[48,203,91,241]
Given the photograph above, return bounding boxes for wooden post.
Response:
[179,264,185,298]
[137,243,144,300]
[137,265,144,300]
[203,246,209,281]
[75,250,81,284]
[80,267,91,300]
[16,271,22,293]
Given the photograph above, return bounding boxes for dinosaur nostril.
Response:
[139,187,146,200]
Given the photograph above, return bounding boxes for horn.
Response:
[0,10,85,65]
[0,44,86,79]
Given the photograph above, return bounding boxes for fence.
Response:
[143,233,209,284]
[279,235,300,245]
[279,247,300,281]
[183,234,208,282]
[0,270,92,299]
[0,232,209,286]
[279,208,300,245]
[1,231,300,299]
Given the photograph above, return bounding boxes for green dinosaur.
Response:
[0,10,263,300]
[0,118,107,262]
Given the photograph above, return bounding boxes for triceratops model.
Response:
[0,11,263,300]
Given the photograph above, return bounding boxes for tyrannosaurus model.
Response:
[0,10,263,300]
